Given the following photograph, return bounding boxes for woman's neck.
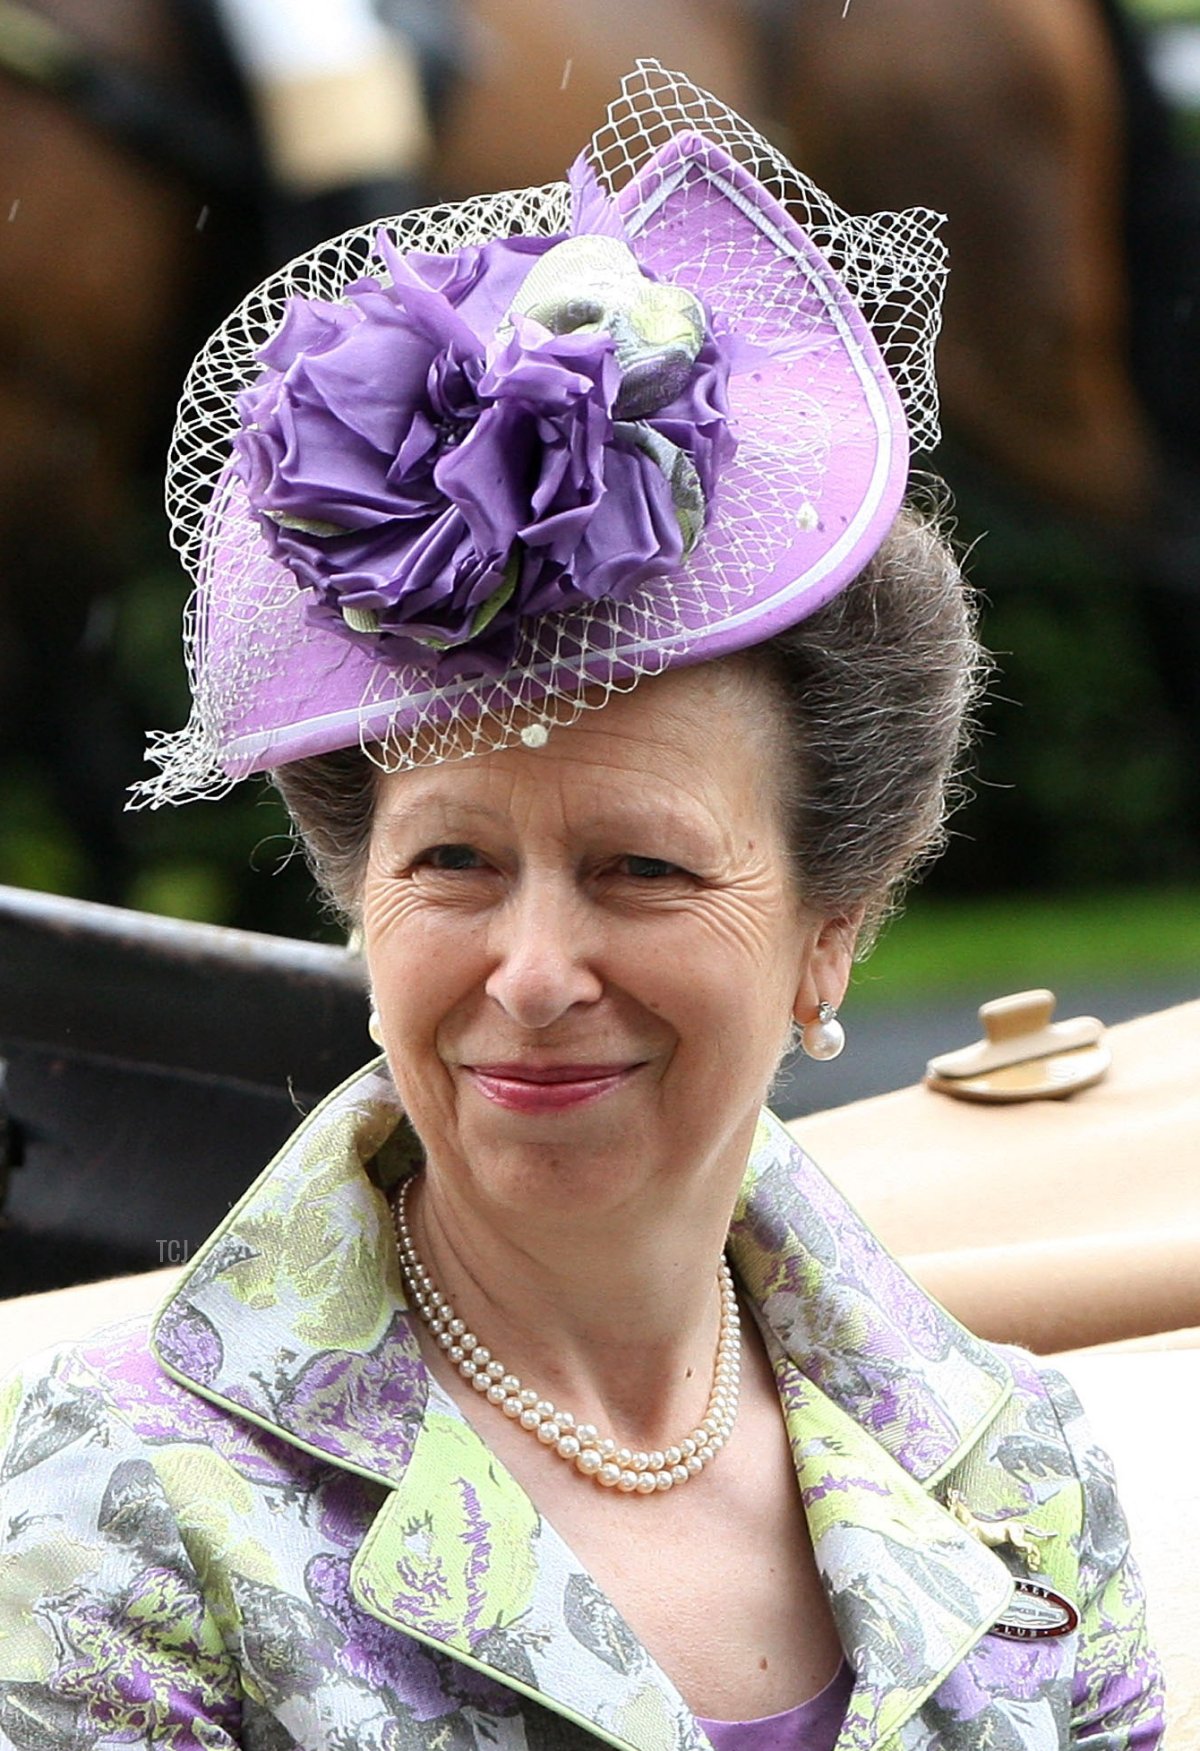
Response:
[404,1167,738,1452]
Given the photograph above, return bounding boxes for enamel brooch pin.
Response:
[991,1578,1081,1641]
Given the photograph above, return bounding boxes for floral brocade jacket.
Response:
[0,1064,1164,1751]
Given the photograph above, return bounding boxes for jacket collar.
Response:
[731,1111,1012,1486]
[151,1062,1016,1751]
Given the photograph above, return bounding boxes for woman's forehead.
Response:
[372,665,780,834]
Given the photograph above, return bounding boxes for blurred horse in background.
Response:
[0,0,256,895]
[440,0,1198,529]
[1,0,1197,899]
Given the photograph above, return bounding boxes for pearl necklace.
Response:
[390,1175,741,1495]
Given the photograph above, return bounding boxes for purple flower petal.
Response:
[236,208,736,670]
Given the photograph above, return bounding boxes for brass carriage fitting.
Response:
[924,989,1111,1104]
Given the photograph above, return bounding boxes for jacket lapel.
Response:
[769,1344,1013,1750]
[151,1067,1022,1751]
[733,1112,1020,1749]
[729,1111,1014,1486]
[351,1380,705,1751]
[151,1061,430,1488]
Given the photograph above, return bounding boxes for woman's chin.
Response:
[445,1086,663,1215]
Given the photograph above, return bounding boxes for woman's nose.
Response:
[484,881,603,1029]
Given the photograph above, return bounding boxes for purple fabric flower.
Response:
[234,212,735,675]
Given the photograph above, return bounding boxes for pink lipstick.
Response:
[466,1063,639,1114]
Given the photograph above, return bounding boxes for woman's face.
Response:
[361,663,855,1221]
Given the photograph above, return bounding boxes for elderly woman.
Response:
[0,64,1162,1751]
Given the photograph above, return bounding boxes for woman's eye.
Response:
[418,844,484,871]
[621,855,682,880]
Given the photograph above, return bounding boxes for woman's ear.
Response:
[791,906,864,1025]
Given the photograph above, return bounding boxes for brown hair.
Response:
[272,499,985,946]
[740,494,985,946]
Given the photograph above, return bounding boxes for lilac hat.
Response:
[135,62,946,803]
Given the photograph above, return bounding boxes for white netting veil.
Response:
[133,61,947,807]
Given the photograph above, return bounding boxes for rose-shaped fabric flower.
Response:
[234,204,735,676]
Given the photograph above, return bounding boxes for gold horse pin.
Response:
[945,1490,1056,1573]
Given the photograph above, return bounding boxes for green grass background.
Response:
[854,888,1200,1006]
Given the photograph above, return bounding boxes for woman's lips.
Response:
[464,1063,642,1113]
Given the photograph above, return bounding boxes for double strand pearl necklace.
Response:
[390,1175,741,1495]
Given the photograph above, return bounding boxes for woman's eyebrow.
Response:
[371,797,506,843]
[573,802,724,855]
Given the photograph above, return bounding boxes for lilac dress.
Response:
[697,1660,854,1751]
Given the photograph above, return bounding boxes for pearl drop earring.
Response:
[801,1000,845,1061]
[368,1008,384,1047]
